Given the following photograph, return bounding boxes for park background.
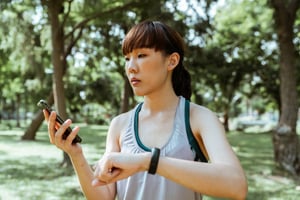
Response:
[0,0,300,199]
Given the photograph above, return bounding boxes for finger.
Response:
[95,168,122,187]
[92,169,117,187]
[93,161,103,178]
[91,179,108,187]
[95,168,118,184]
[93,159,111,182]
[107,168,122,182]
[65,126,80,145]
[48,111,57,144]
[54,119,72,143]
[43,109,50,121]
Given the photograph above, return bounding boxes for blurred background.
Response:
[0,0,299,199]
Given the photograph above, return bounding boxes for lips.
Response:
[130,77,140,86]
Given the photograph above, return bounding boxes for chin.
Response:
[131,88,144,96]
[133,92,145,97]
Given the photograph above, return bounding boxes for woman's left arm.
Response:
[156,103,248,200]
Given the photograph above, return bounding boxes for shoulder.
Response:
[189,102,234,162]
[105,109,134,152]
[109,109,134,136]
[189,102,220,124]
[111,110,132,128]
[189,102,225,138]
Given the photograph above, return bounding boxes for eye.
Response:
[138,53,146,58]
[124,56,129,61]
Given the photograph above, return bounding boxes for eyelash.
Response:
[138,54,146,58]
[124,53,146,61]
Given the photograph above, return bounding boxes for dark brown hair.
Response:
[122,20,192,100]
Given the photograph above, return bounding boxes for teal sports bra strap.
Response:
[184,99,208,162]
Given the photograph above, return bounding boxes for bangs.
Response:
[122,21,176,55]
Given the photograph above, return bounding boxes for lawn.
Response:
[0,122,299,200]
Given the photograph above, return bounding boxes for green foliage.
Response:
[187,0,280,119]
[0,0,214,118]
[0,0,52,118]
[0,0,297,126]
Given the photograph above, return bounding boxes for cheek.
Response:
[147,68,169,86]
[125,67,129,77]
[124,63,129,73]
[145,60,167,74]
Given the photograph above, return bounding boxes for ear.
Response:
[167,52,180,71]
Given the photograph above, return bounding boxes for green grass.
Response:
[0,122,107,200]
[225,132,300,200]
[0,123,299,200]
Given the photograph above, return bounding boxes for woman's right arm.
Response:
[44,110,119,200]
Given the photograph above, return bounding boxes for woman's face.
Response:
[124,48,171,97]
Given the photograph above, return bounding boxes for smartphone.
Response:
[37,99,82,144]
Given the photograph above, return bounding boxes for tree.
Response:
[189,0,275,131]
[269,0,300,176]
[0,0,52,130]
[22,93,54,140]
[38,0,146,166]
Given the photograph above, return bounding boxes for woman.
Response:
[44,20,247,200]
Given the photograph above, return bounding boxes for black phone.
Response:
[37,99,82,144]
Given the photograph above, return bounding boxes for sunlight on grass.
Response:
[1,124,300,199]
[0,123,106,200]
[204,131,300,200]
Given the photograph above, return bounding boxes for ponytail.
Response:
[172,61,192,100]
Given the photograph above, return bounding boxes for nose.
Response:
[126,57,138,73]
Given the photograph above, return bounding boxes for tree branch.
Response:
[65,1,142,40]
[288,0,300,16]
[64,26,84,59]
[61,0,73,28]
[63,0,143,60]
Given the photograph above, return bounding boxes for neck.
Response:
[142,92,180,113]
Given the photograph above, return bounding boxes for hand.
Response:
[92,152,151,187]
[43,110,82,156]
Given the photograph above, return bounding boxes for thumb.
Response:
[91,179,106,187]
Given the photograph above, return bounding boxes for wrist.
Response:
[68,150,84,161]
[139,152,152,172]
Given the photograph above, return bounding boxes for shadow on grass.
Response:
[0,123,109,199]
[1,124,300,199]
[1,157,74,181]
[227,131,300,199]
[36,123,108,150]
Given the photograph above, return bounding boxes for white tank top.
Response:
[117,96,202,200]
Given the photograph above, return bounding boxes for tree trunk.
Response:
[16,93,21,128]
[48,0,72,167]
[22,92,54,140]
[270,0,300,176]
[120,78,133,113]
[223,110,229,132]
